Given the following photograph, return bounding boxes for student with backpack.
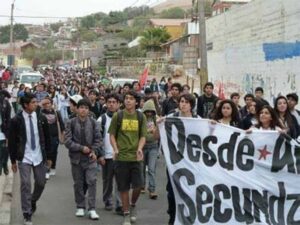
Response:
[64,99,103,220]
[97,93,122,213]
[109,90,147,225]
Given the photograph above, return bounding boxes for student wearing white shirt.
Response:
[10,80,19,114]
[8,93,51,225]
[97,93,122,213]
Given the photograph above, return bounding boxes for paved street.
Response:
[10,146,168,225]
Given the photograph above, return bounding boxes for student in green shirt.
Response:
[109,90,147,225]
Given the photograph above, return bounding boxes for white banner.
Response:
[159,117,300,225]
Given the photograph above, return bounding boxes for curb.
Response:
[0,168,13,225]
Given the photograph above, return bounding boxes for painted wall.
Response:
[165,26,185,40]
[206,0,300,105]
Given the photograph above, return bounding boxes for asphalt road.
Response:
[10,146,169,225]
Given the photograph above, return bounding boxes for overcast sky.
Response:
[0,0,165,25]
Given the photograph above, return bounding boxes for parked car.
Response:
[19,72,44,88]
[15,66,33,80]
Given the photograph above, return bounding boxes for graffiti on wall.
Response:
[242,73,267,94]
[242,72,298,104]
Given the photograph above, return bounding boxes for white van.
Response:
[19,72,44,88]
[110,78,137,88]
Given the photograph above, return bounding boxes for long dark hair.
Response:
[48,85,56,99]
[255,105,282,129]
[274,96,294,129]
[213,99,240,127]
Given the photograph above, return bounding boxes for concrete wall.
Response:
[206,0,300,104]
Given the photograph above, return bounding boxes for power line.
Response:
[130,0,140,7]
[0,15,77,19]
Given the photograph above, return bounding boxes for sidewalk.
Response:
[0,168,13,225]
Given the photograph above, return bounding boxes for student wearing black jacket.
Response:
[287,93,300,129]
[8,93,51,225]
[0,90,11,175]
[242,99,262,130]
[161,83,182,116]
[163,94,200,225]
[41,97,65,178]
[213,99,242,128]
[274,96,300,140]
[197,82,218,118]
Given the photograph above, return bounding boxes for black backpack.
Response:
[100,114,107,138]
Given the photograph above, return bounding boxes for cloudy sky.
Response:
[0,0,165,25]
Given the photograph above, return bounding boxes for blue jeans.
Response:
[143,144,158,192]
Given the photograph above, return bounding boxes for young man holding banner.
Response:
[162,93,199,225]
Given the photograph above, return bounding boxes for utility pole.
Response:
[9,1,15,66]
[198,0,208,92]
[76,18,80,66]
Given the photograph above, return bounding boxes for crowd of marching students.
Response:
[0,67,299,225]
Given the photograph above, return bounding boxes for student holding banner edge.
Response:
[212,99,242,128]
[246,105,284,132]
[158,93,200,225]
[274,96,300,140]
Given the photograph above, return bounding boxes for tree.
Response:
[0,24,28,43]
[123,6,154,19]
[71,28,98,43]
[81,15,96,29]
[140,27,171,51]
[117,16,152,41]
[160,7,186,19]
[101,11,127,26]
[80,29,98,42]
[50,22,64,33]
[119,47,146,57]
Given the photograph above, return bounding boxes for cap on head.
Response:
[69,94,83,105]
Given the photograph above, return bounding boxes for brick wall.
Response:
[206,0,300,104]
